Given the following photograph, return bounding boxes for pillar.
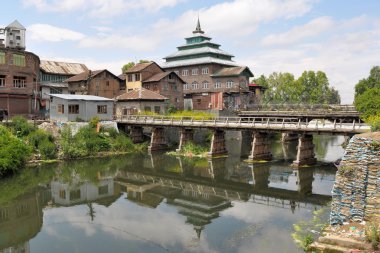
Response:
[281,133,299,142]
[130,126,144,143]
[176,128,194,152]
[148,127,168,152]
[292,134,317,167]
[248,132,272,161]
[208,129,227,157]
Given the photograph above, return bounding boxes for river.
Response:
[0,134,346,253]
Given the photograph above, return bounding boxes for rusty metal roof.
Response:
[143,71,185,84]
[211,66,253,77]
[40,60,89,75]
[116,88,168,101]
[65,70,103,82]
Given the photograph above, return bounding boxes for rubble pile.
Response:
[330,136,380,225]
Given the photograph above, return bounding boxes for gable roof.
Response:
[65,69,122,82]
[125,61,164,73]
[6,20,26,30]
[115,88,168,101]
[211,66,253,78]
[40,60,88,75]
[143,71,186,83]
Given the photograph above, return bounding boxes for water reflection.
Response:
[0,136,342,253]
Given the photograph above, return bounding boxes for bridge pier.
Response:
[292,134,317,167]
[281,133,299,142]
[248,132,272,161]
[176,128,194,152]
[208,129,227,157]
[296,169,314,196]
[130,126,144,143]
[148,127,168,152]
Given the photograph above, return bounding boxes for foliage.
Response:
[0,125,31,176]
[178,142,208,157]
[355,66,380,97]
[27,129,57,159]
[355,87,380,119]
[366,115,380,132]
[167,104,178,114]
[168,110,215,120]
[338,165,355,177]
[292,207,330,251]
[369,140,380,151]
[138,110,159,116]
[89,116,100,128]
[365,223,380,249]
[253,71,341,105]
[111,133,134,151]
[10,116,36,138]
[121,62,135,73]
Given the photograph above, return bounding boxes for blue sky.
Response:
[2,0,380,103]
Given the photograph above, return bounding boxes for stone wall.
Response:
[330,134,380,225]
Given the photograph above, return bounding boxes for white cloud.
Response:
[261,16,335,46]
[22,0,184,17]
[28,24,85,42]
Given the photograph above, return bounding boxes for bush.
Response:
[181,142,208,156]
[39,139,57,160]
[89,116,100,128]
[366,115,380,131]
[168,110,215,120]
[10,116,36,138]
[0,126,31,176]
[111,133,134,152]
[366,223,380,249]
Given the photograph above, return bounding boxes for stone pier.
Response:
[130,126,144,143]
[176,128,194,152]
[148,127,168,152]
[248,132,272,161]
[208,129,227,157]
[292,134,317,167]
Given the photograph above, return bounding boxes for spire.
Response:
[193,16,204,34]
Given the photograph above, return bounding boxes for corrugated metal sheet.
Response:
[161,57,239,68]
[116,88,168,101]
[40,60,89,75]
[50,94,114,101]
[165,47,234,59]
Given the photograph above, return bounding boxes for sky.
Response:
[1,0,380,103]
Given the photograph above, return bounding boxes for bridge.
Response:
[116,115,370,167]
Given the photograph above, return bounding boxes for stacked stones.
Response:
[330,136,380,225]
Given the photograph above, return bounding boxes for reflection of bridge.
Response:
[117,115,369,166]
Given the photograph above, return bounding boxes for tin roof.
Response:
[116,88,168,101]
[65,70,103,82]
[143,71,185,83]
[211,66,253,77]
[50,94,114,101]
[165,47,234,59]
[40,60,89,75]
[161,57,239,68]
[6,20,26,30]
[125,62,155,73]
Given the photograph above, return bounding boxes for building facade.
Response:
[66,69,124,99]
[161,19,254,110]
[126,62,185,110]
[50,94,114,122]
[0,35,40,116]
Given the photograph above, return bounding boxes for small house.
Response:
[115,88,168,116]
[50,94,114,122]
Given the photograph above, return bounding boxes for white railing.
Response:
[116,115,370,134]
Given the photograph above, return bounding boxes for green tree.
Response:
[355,88,380,118]
[0,126,31,176]
[355,66,380,97]
[121,62,135,73]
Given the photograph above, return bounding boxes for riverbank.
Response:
[309,132,380,252]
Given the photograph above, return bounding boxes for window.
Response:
[0,52,5,64]
[128,74,133,82]
[0,75,5,87]
[144,106,151,111]
[202,68,209,75]
[202,81,209,89]
[182,69,189,76]
[168,74,173,79]
[134,73,140,81]
[184,83,189,90]
[68,104,79,114]
[192,68,198,75]
[70,189,81,200]
[50,88,62,94]
[13,76,26,88]
[154,106,161,114]
[192,82,199,90]
[172,84,177,91]
[97,105,107,114]
[226,80,234,88]
[215,81,221,88]
[98,185,108,195]
[16,35,21,40]
[57,104,64,114]
[12,54,25,67]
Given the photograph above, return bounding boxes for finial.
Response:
[193,15,204,34]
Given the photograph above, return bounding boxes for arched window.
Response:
[202,81,209,89]
[183,83,189,90]
[215,80,221,88]
[192,82,199,90]
[226,80,234,88]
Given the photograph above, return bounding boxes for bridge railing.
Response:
[116,115,370,133]
[242,104,358,112]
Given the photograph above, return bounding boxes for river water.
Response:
[0,135,346,253]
